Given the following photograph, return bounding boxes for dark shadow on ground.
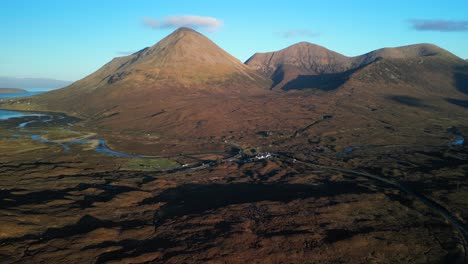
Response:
[0,183,137,208]
[280,66,363,91]
[454,65,468,95]
[140,182,375,226]
[388,95,431,108]
[271,66,285,88]
[446,98,468,109]
[282,71,351,91]
[0,215,148,245]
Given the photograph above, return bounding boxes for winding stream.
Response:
[1,93,143,158]
[1,108,267,166]
[69,139,140,158]
[1,109,141,158]
[449,127,465,146]
[0,109,46,121]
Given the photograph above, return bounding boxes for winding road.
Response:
[278,153,468,261]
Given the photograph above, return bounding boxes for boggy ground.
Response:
[0,112,467,263]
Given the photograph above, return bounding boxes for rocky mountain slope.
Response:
[246,42,466,91]
[24,27,270,115]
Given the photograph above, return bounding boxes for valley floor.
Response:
[0,112,467,264]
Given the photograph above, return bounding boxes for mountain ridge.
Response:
[245,42,465,90]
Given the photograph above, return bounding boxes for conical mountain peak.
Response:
[29,28,270,115]
[171,26,200,34]
[154,26,206,47]
[141,27,239,66]
[109,27,223,69]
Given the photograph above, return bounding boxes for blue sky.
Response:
[1,0,467,82]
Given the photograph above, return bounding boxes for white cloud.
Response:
[143,15,223,32]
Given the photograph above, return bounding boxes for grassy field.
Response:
[0,138,48,155]
[121,158,179,171]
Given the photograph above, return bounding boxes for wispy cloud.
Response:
[143,15,223,32]
[409,19,468,32]
[275,30,319,39]
[116,51,134,56]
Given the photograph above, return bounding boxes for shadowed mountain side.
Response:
[387,95,432,108]
[454,65,468,95]
[446,98,468,108]
[281,66,363,91]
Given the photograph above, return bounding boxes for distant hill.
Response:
[0,88,27,94]
[0,77,72,90]
[246,43,464,91]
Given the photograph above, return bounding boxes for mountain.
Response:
[26,28,270,114]
[0,28,273,147]
[243,42,468,152]
[349,44,466,90]
[51,27,267,94]
[0,88,27,94]
[0,77,71,90]
[246,43,465,91]
[245,42,355,90]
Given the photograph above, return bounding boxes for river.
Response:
[0,91,143,158]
